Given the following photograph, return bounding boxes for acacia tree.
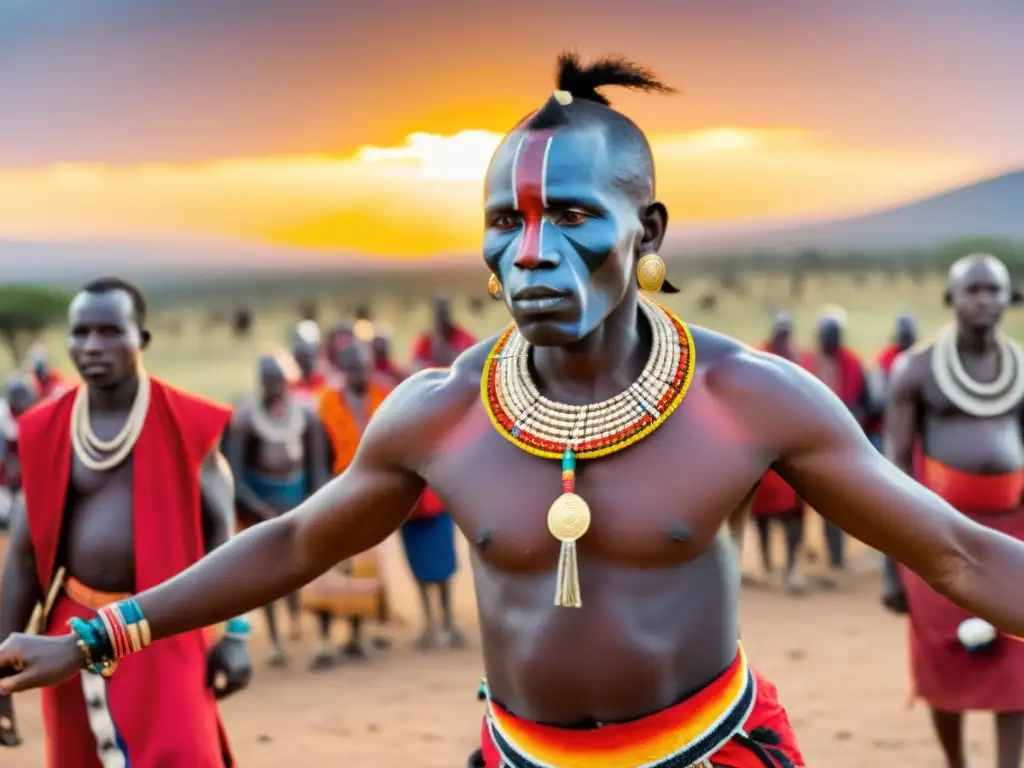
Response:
[0,284,71,363]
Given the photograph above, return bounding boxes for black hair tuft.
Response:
[556,52,675,106]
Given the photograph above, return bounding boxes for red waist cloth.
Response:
[920,457,1024,514]
[479,655,803,767]
[901,457,1024,711]
[751,470,801,517]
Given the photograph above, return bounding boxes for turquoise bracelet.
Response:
[224,615,252,640]
[68,616,115,676]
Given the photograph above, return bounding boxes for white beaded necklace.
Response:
[71,374,151,472]
[250,397,305,461]
[492,299,685,454]
[931,325,1024,417]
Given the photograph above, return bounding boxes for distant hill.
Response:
[674,169,1024,254]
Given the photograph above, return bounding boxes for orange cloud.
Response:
[0,127,993,257]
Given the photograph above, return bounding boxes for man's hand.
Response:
[0,693,21,747]
[206,637,252,700]
[0,633,83,695]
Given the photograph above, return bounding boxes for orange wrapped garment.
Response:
[304,383,391,618]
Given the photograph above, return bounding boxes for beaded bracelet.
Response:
[67,598,152,678]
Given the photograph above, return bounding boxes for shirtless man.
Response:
[225,355,330,666]
[0,277,251,764]
[884,254,1024,768]
[7,57,1024,768]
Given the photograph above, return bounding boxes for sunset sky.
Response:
[1,1,1021,257]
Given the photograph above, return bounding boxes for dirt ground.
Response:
[1,522,1003,767]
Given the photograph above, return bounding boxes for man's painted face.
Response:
[483,124,644,346]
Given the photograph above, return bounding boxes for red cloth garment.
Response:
[900,457,1024,712]
[410,488,445,519]
[876,344,903,376]
[35,371,72,401]
[800,347,866,407]
[411,326,476,367]
[19,380,234,768]
[751,471,801,518]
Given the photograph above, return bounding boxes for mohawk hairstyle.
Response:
[556,52,675,106]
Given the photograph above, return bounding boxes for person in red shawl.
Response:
[27,344,72,402]
[411,296,476,372]
[885,254,1024,768]
[877,314,918,380]
[868,314,918,449]
[288,320,328,409]
[0,277,252,764]
[751,312,806,594]
[799,309,870,587]
[370,324,406,390]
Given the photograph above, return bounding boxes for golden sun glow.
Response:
[0,127,990,257]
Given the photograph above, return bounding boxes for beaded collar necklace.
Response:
[931,324,1024,417]
[481,297,695,607]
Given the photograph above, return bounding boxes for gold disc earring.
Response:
[636,253,666,293]
[487,273,503,300]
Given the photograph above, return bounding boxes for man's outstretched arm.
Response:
[138,375,433,639]
[0,369,453,692]
[741,352,1024,636]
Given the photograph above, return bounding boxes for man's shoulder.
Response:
[888,341,934,388]
[692,327,847,440]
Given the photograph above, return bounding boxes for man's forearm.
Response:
[136,515,315,640]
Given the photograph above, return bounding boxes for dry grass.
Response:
[5,271,1022,403]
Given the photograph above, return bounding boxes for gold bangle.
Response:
[73,635,94,670]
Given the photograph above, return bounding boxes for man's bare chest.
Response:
[423,400,767,574]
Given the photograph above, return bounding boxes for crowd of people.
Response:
[749,308,917,593]
[1,52,1023,768]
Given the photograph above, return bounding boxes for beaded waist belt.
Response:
[485,646,755,768]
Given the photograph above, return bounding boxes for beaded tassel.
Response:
[547,449,590,607]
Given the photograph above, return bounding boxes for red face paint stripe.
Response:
[513,130,554,268]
